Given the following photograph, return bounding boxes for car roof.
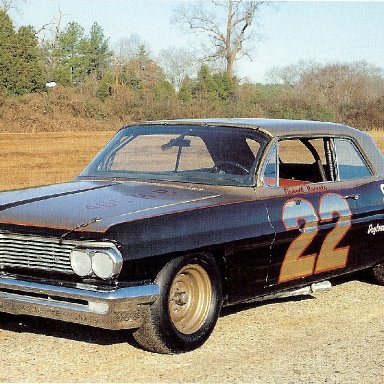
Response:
[127,118,384,176]
[134,118,357,138]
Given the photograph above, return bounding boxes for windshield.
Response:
[80,124,266,186]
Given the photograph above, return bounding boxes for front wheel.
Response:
[133,253,222,353]
[372,262,384,285]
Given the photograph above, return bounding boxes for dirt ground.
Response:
[0,130,383,383]
[0,278,382,383]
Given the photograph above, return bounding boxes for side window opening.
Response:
[277,138,329,185]
[262,136,373,188]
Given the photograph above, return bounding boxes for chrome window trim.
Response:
[259,141,279,188]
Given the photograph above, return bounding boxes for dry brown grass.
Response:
[0,130,383,192]
[0,131,114,191]
[369,130,384,151]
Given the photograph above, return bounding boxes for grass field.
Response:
[0,130,383,191]
[0,131,114,191]
[370,130,384,150]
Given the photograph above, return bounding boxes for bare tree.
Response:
[173,0,265,77]
[114,34,145,64]
[39,7,69,80]
[158,47,198,90]
[297,61,384,107]
[0,0,25,13]
[266,61,317,87]
[112,34,147,86]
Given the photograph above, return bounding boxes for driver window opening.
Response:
[278,138,329,184]
[263,138,333,188]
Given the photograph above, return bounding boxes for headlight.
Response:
[70,244,123,280]
[92,249,123,280]
[70,249,92,277]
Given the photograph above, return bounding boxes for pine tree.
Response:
[178,76,193,103]
[53,22,85,85]
[52,21,112,86]
[0,10,44,95]
[193,65,219,101]
[0,10,16,92]
[13,26,45,94]
[81,22,111,79]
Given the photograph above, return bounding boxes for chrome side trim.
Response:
[0,277,160,330]
[253,281,332,302]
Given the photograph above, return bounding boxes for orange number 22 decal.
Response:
[279,192,352,283]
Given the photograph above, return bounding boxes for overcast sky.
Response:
[10,0,384,83]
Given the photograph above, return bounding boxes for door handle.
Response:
[344,194,359,200]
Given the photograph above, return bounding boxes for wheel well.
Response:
[210,251,230,303]
[120,248,230,300]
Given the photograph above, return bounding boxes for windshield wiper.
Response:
[161,132,191,172]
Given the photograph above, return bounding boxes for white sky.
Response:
[10,0,384,83]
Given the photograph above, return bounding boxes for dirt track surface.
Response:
[0,278,383,383]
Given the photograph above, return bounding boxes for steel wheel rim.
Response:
[168,264,212,335]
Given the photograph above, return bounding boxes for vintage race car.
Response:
[0,118,383,353]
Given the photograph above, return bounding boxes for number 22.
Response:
[278,193,352,283]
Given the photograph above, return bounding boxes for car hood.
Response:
[0,180,223,233]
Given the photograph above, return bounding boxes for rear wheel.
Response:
[372,262,384,285]
[133,253,222,353]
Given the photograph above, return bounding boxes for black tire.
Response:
[133,253,222,354]
[372,262,384,285]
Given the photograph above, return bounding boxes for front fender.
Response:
[106,200,273,261]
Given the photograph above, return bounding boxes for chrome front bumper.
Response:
[0,277,160,330]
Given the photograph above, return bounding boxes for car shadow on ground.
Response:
[0,312,139,348]
[0,271,378,348]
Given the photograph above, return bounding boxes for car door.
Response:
[332,137,384,269]
[261,136,364,290]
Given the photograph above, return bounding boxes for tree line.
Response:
[1,8,384,130]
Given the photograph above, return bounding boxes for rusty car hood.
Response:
[0,180,224,233]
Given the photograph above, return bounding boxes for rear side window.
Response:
[334,138,371,180]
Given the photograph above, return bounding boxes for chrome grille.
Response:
[0,233,77,275]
